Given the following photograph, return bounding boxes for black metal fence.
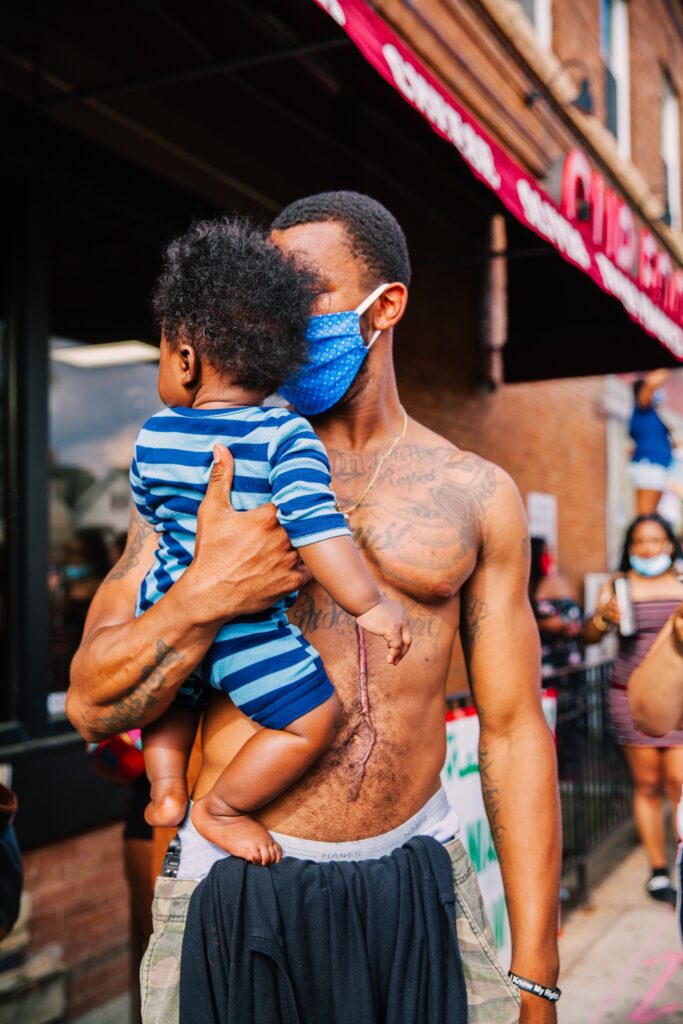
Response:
[546,658,632,903]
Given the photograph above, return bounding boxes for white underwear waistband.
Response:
[175,786,459,880]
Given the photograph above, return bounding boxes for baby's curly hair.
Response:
[152,217,318,393]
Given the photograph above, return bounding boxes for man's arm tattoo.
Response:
[462,593,490,650]
[477,706,506,862]
[105,511,154,582]
[97,640,184,737]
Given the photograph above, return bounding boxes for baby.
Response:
[132,217,411,864]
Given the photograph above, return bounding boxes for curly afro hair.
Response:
[271,191,411,287]
[152,217,318,393]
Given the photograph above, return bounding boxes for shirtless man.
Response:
[67,192,560,1023]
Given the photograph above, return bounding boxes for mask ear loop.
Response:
[355,282,390,350]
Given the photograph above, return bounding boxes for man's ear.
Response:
[372,283,408,331]
[178,342,200,386]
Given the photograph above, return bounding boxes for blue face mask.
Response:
[64,563,93,582]
[280,283,389,416]
[629,552,672,577]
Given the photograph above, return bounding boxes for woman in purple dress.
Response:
[585,514,683,904]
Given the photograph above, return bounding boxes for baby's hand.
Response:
[356,596,412,665]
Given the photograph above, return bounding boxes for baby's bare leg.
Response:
[143,705,200,827]
[191,693,341,864]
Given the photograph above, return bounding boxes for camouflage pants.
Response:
[140,836,521,1024]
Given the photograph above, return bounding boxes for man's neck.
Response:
[313,351,404,452]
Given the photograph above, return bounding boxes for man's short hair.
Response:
[271,191,411,287]
[152,217,317,393]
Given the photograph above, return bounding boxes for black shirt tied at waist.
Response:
[179,835,466,1024]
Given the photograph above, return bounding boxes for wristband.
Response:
[508,972,561,1003]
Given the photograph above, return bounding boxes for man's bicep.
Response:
[461,473,541,721]
[81,508,157,637]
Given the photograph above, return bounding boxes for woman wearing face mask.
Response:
[628,369,674,517]
[585,514,683,903]
[62,528,112,631]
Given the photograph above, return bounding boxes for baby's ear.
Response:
[178,340,200,384]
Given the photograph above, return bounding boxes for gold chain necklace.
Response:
[337,406,408,515]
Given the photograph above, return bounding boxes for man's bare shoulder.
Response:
[405,417,512,503]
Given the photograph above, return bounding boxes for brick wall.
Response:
[396,261,607,581]
[395,261,607,690]
[552,0,606,123]
[552,0,683,218]
[23,824,131,1021]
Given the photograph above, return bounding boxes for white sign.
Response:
[441,693,558,969]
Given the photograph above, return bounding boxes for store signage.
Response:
[560,148,683,319]
[313,0,683,359]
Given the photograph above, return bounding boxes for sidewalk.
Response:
[559,844,683,1022]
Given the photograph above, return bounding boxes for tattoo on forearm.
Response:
[463,593,490,650]
[478,707,506,861]
[98,640,184,735]
[105,511,154,582]
[521,536,530,558]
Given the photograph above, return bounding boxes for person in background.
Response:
[529,537,583,672]
[634,602,683,937]
[584,514,683,903]
[0,785,21,943]
[629,602,683,940]
[63,527,112,634]
[49,528,112,693]
[628,369,674,516]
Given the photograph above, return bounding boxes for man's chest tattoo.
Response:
[328,442,499,567]
[290,439,497,797]
[291,590,450,649]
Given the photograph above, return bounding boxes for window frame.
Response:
[600,0,631,159]
[2,176,52,749]
[661,71,682,231]
[517,0,553,50]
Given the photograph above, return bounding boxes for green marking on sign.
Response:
[466,819,499,873]
[443,740,479,781]
[489,896,508,950]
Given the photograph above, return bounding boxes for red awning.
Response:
[313,0,683,361]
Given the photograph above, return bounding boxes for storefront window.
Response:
[0,317,6,722]
[47,339,160,718]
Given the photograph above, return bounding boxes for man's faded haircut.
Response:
[271,191,411,287]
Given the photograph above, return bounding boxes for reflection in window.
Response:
[47,339,160,716]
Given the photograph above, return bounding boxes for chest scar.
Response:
[335,624,377,801]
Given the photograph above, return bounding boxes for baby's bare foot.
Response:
[191,795,282,865]
[144,785,188,828]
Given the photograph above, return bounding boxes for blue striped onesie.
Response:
[130,405,350,730]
